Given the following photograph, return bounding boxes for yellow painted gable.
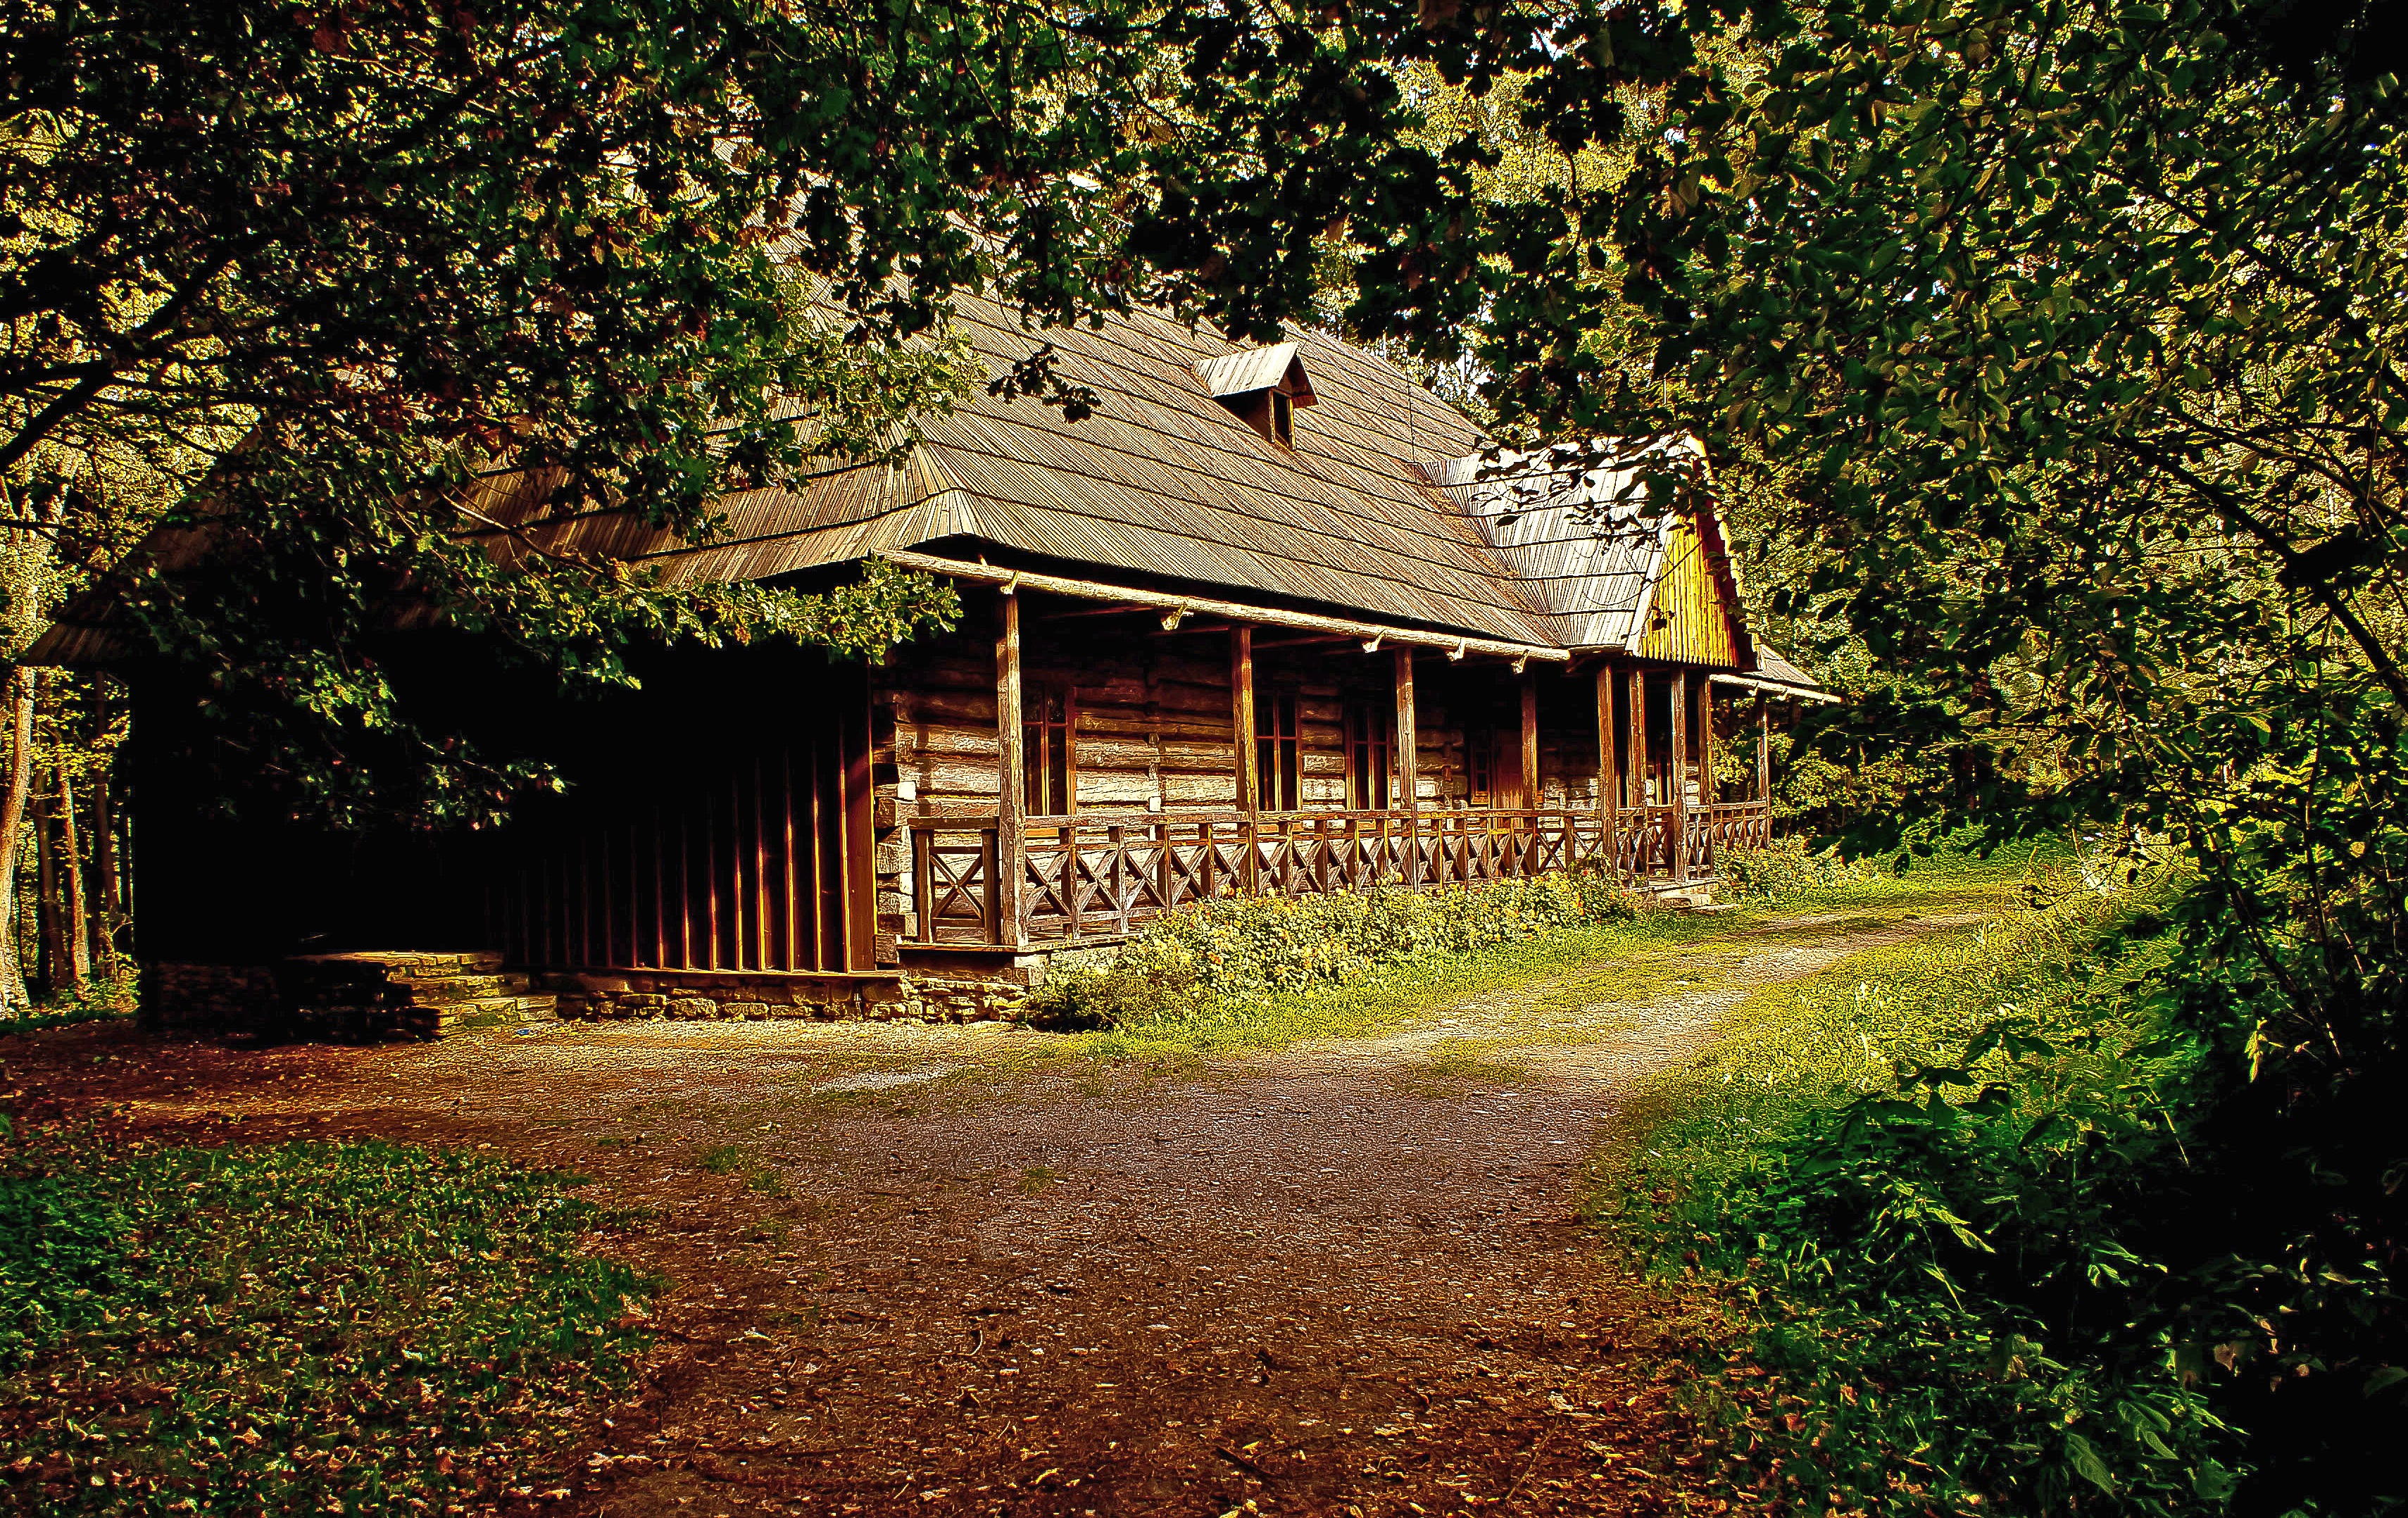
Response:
[1633,518,1741,667]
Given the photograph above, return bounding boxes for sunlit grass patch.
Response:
[1612,862,2166,1175]
[1388,1038,1534,1098]
[1594,843,2231,1513]
[0,1136,658,1515]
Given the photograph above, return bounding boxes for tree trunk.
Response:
[34,781,57,1000]
[92,760,120,970]
[56,762,89,993]
[0,669,30,1015]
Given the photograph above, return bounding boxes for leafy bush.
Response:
[1624,870,2252,1514]
[1026,867,1640,1029]
[0,1134,658,1515]
[1712,837,1883,903]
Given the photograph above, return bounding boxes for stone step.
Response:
[394,973,535,1005]
[431,995,558,1034]
[287,950,506,981]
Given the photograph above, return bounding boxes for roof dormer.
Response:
[1193,341,1317,448]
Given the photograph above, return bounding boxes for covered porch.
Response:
[893,562,1794,955]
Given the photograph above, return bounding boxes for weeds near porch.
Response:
[1027,868,1642,1033]
[0,1134,658,1514]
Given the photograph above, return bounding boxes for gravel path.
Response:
[14,908,1984,1517]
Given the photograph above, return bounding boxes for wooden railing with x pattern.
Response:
[908,801,1773,948]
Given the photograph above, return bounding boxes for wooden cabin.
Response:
[35,296,1827,1028]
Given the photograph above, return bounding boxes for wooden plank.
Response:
[995,591,1027,947]
[1696,677,1716,812]
[1519,672,1541,874]
[1232,626,1258,892]
[844,680,877,970]
[1595,663,1618,877]
[1669,668,1689,886]
[1757,693,1771,817]
[886,551,1572,666]
[1395,647,1419,888]
[781,748,798,970]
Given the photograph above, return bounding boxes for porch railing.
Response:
[907,801,1773,948]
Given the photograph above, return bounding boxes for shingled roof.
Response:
[31,289,1824,691]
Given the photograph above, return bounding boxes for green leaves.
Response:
[0,1134,657,1514]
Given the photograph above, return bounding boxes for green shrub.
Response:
[1712,837,1881,902]
[1624,872,2246,1515]
[1025,867,1640,1029]
[0,1134,659,1515]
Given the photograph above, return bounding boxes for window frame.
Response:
[1255,686,1300,813]
[1345,699,1392,811]
[1023,684,1077,817]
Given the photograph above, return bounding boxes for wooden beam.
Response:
[1757,691,1771,813]
[1519,671,1541,875]
[1519,670,1540,807]
[1669,668,1689,886]
[1627,667,1647,814]
[994,591,1026,948]
[883,550,1572,665]
[1232,626,1258,892]
[1696,675,1716,810]
[1395,647,1419,889]
[1595,663,1618,876]
[1708,670,1841,704]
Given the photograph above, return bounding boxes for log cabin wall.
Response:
[863,588,1738,955]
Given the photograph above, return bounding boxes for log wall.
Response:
[865,590,1714,951]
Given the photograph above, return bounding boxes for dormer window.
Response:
[1194,342,1317,449]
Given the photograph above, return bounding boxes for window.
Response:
[1255,689,1300,812]
[1024,686,1074,815]
[1346,700,1391,811]
[1270,388,1294,447]
[1465,729,1492,805]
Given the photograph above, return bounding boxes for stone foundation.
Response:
[142,963,284,1036]
[542,970,1027,1024]
[142,953,556,1041]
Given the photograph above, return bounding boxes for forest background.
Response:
[4,0,2402,1511]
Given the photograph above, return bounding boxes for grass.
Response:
[1388,1039,1534,1098]
[1051,846,2030,1065]
[1593,843,2240,1514]
[1063,913,1729,1062]
[1610,849,2155,1177]
[1,974,140,1036]
[0,1134,660,1515]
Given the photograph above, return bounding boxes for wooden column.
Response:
[1757,692,1772,843]
[1231,625,1258,893]
[1696,678,1716,807]
[1595,663,1618,874]
[1519,670,1541,874]
[1395,646,1420,888]
[1626,667,1648,877]
[1669,667,1689,885]
[1695,678,1717,876]
[995,589,1027,946]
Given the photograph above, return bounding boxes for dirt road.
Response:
[12,908,1979,1517]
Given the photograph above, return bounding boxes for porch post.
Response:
[1757,691,1772,843]
[1696,677,1717,868]
[1394,646,1421,889]
[1669,667,1689,885]
[1595,663,1618,876]
[1519,669,1541,874]
[1232,625,1259,893]
[1626,667,1648,874]
[994,588,1027,947]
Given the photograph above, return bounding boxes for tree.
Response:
[1364,1,2406,1505]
